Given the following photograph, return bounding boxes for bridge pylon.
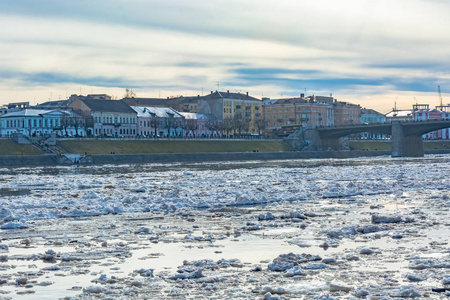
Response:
[285,127,346,151]
[391,123,424,157]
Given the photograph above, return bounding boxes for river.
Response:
[0,155,449,299]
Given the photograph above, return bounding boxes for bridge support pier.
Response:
[320,137,343,150]
[285,127,347,151]
[391,123,424,157]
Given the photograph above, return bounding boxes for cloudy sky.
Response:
[1,0,449,112]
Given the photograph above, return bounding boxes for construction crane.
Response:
[438,85,443,106]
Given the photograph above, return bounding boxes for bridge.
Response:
[286,120,450,157]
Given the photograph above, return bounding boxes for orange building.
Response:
[263,97,335,131]
[333,101,362,125]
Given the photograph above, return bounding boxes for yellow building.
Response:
[203,91,263,135]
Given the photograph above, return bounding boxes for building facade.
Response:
[179,112,221,138]
[412,104,450,139]
[201,91,263,135]
[264,97,334,131]
[333,101,361,125]
[360,108,387,139]
[0,109,86,137]
[131,106,184,137]
[69,98,137,137]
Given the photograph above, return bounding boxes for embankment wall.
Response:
[1,149,450,168]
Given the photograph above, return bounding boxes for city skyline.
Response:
[1,0,449,113]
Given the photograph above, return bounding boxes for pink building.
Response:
[412,104,450,139]
[179,112,222,138]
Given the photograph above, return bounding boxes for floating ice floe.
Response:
[329,282,352,292]
[1,221,29,229]
[409,258,450,269]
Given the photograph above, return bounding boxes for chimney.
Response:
[227,90,230,96]
[246,92,249,96]
[211,91,213,94]
[300,93,305,98]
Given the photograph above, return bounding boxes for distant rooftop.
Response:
[81,99,136,114]
[202,91,260,101]
[130,106,182,118]
[179,112,218,120]
[36,99,69,109]
[385,110,413,118]
[361,108,383,115]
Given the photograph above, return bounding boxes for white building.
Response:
[0,109,87,137]
[131,106,184,137]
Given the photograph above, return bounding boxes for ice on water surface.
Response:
[0,155,449,299]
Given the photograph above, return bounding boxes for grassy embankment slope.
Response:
[57,139,294,155]
[0,139,44,155]
[2,139,449,156]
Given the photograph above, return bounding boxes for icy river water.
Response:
[0,155,449,299]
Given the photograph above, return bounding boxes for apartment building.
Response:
[69,98,137,137]
[263,97,334,130]
[200,91,262,135]
[333,101,361,125]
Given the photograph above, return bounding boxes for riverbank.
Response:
[0,139,44,156]
[0,151,381,167]
[1,139,450,167]
[3,149,450,168]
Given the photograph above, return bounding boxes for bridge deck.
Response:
[317,120,450,138]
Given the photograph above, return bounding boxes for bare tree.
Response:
[221,117,234,137]
[183,118,197,137]
[72,115,85,137]
[233,111,250,136]
[165,113,180,137]
[253,117,267,135]
[83,116,95,137]
[149,113,159,137]
[172,117,183,137]
[60,114,72,136]
[124,88,136,98]
[205,118,220,137]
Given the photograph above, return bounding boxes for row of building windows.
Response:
[267,114,315,120]
[95,116,136,124]
[223,108,262,114]
[3,119,61,128]
[223,101,260,109]
[265,107,331,113]
[94,128,136,135]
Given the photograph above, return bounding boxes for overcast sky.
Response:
[1,0,449,112]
